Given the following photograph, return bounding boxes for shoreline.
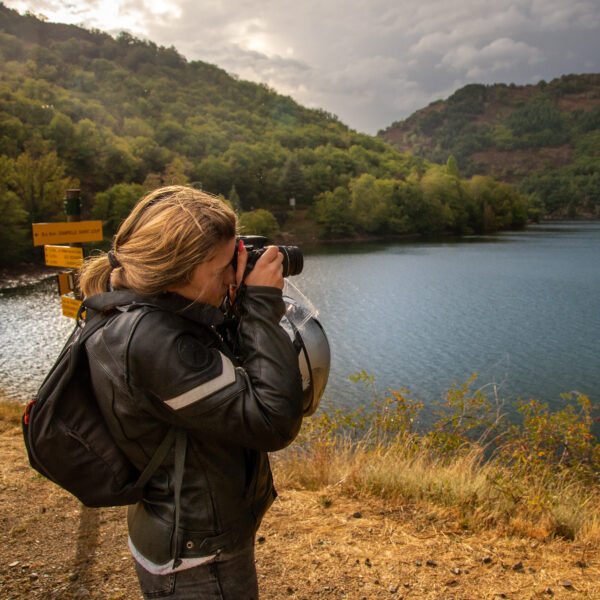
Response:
[3,219,598,290]
[0,263,64,291]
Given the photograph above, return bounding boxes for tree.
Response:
[349,173,393,233]
[0,156,30,264]
[92,183,144,235]
[68,118,104,181]
[314,187,355,238]
[193,156,233,198]
[13,150,78,222]
[238,209,280,238]
[46,112,75,154]
[419,165,463,233]
[446,154,459,177]
[228,185,242,214]
[162,158,190,186]
[278,154,309,205]
[465,175,527,231]
[131,136,171,174]
[0,114,26,156]
[103,139,140,184]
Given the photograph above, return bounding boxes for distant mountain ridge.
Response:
[378,75,600,217]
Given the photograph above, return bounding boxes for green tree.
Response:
[228,185,242,214]
[131,136,171,174]
[419,165,462,233]
[103,139,141,184]
[92,182,144,235]
[238,208,280,238]
[465,175,527,231]
[162,157,190,186]
[349,173,392,233]
[46,112,75,154]
[193,156,233,198]
[222,141,286,207]
[13,150,77,222]
[0,113,26,156]
[0,156,30,264]
[446,154,459,177]
[314,187,355,238]
[68,118,104,181]
[278,154,309,205]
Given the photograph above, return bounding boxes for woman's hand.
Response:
[246,246,283,290]
[229,242,284,303]
[245,245,284,289]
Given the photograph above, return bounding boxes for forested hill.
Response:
[378,75,600,218]
[0,4,531,265]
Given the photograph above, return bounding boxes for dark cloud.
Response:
[4,0,600,133]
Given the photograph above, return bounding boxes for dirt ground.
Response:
[1,424,599,600]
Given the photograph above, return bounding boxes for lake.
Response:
[1,222,598,424]
[292,221,600,418]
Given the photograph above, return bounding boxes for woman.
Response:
[78,185,303,599]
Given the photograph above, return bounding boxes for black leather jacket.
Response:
[85,286,303,565]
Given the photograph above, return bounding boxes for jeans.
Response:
[134,540,259,600]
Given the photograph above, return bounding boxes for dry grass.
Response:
[3,398,600,598]
[1,423,599,599]
[273,428,600,546]
[0,400,25,433]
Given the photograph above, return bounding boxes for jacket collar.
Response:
[84,289,225,326]
[144,292,225,326]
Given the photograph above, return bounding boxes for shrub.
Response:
[238,208,280,238]
[274,373,600,541]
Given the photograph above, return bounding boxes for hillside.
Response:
[378,75,600,218]
[0,4,531,266]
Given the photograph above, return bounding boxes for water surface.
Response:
[1,222,598,422]
[292,222,600,416]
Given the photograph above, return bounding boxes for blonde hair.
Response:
[79,186,237,297]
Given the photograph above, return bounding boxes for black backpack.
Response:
[22,291,181,508]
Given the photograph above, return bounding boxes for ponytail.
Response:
[79,186,237,298]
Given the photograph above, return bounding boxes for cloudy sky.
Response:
[4,0,600,134]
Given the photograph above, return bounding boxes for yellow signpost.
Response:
[32,220,103,246]
[57,271,75,295]
[44,245,84,268]
[60,295,83,319]
[33,190,103,319]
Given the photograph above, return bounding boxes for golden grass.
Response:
[273,427,600,545]
[0,399,24,432]
[6,385,599,547]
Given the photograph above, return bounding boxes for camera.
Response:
[233,235,303,278]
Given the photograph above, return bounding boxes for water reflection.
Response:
[0,278,73,402]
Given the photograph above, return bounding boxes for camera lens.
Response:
[279,246,303,277]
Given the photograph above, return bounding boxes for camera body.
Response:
[235,235,303,278]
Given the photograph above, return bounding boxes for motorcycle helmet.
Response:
[280,280,330,416]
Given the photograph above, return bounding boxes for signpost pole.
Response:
[64,189,82,300]
[65,189,82,240]
[32,189,103,318]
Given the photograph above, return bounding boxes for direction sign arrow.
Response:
[32,221,103,246]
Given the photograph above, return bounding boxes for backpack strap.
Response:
[83,291,188,563]
[171,429,187,568]
[134,428,177,490]
[135,425,186,565]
